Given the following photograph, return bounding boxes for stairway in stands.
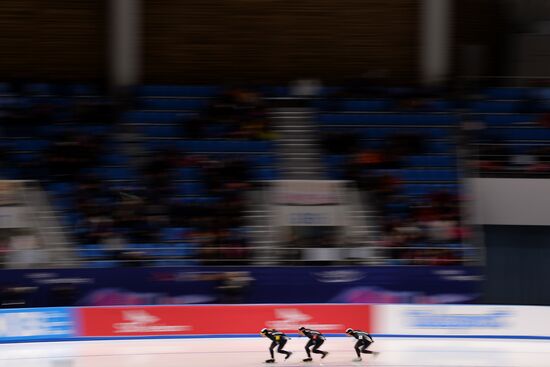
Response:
[270,106,382,262]
[271,108,325,180]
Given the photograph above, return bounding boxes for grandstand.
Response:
[5,81,548,268]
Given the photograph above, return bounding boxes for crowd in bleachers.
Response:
[316,83,466,265]
[464,86,550,177]
[0,83,278,267]
[1,80,549,267]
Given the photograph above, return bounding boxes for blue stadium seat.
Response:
[154,243,193,257]
[87,260,118,268]
[12,152,38,163]
[178,140,274,153]
[358,127,448,139]
[78,244,107,259]
[175,196,219,205]
[154,259,198,266]
[101,154,130,166]
[362,128,391,138]
[177,168,201,180]
[48,182,75,196]
[340,100,393,111]
[427,100,453,111]
[161,227,192,242]
[324,154,348,167]
[12,139,50,152]
[69,84,97,95]
[138,85,221,97]
[25,83,53,95]
[471,100,520,113]
[259,86,289,97]
[251,155,276,166]
[484,88,529,99]
[143,139,177,151]
[125,243,153,254]
[433,170,458,181]
[407,155,455,167]
[37,125,67,136]
[411,170,457,181]
[92,167,135,181]
[0,167,20,179]
[78,125,112,135]
[176,182,205,196]
[141,98,209,110]
[253,168,277,180]
[496,128,550,140]
[400,170,423,181]
[53,197,75,211]
[124,111,191,123]
[138,124,179,137]
[318,86,342,96]
[483,114,535,125]
[318,113,458,126]
[39,123,103,137]
[430,142,454,153]
[423,128,447,138]
[402,183,459,196]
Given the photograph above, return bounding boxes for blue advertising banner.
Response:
[0,266,482,307]
[0,308,75,342]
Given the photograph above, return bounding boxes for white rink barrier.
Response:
[373,304,550,339]
[0,304,549,343]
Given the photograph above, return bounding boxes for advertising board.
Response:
[0,307,75,342]
[79,304,371,337]
[374,305,550,337]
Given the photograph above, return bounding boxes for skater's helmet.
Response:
[298,326,306,332]
[260,328,268,334]
[345,328,354,334]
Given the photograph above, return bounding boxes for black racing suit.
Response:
[349,330,374,358]
[300,328,327,358]
[264,330,291,359]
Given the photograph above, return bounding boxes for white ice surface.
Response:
[0,337,548,367]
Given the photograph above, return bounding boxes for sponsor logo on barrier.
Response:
[314,270,365,283]
[113,310,191,334]
[81,307,193,336]
[433,269,484,282]
[79,304,370,337]
[406,309,511,329]
[266,308,343,331]
[0,308,74,340]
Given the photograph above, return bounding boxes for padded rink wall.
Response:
[0,304,549,343]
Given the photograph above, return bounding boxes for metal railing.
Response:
[0,243,480,269]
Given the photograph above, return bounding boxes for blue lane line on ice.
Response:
[2,333,550,344]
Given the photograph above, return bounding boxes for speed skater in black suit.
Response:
[345,327,379,362]
[260,328,293,363]
[298,326,328,362]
